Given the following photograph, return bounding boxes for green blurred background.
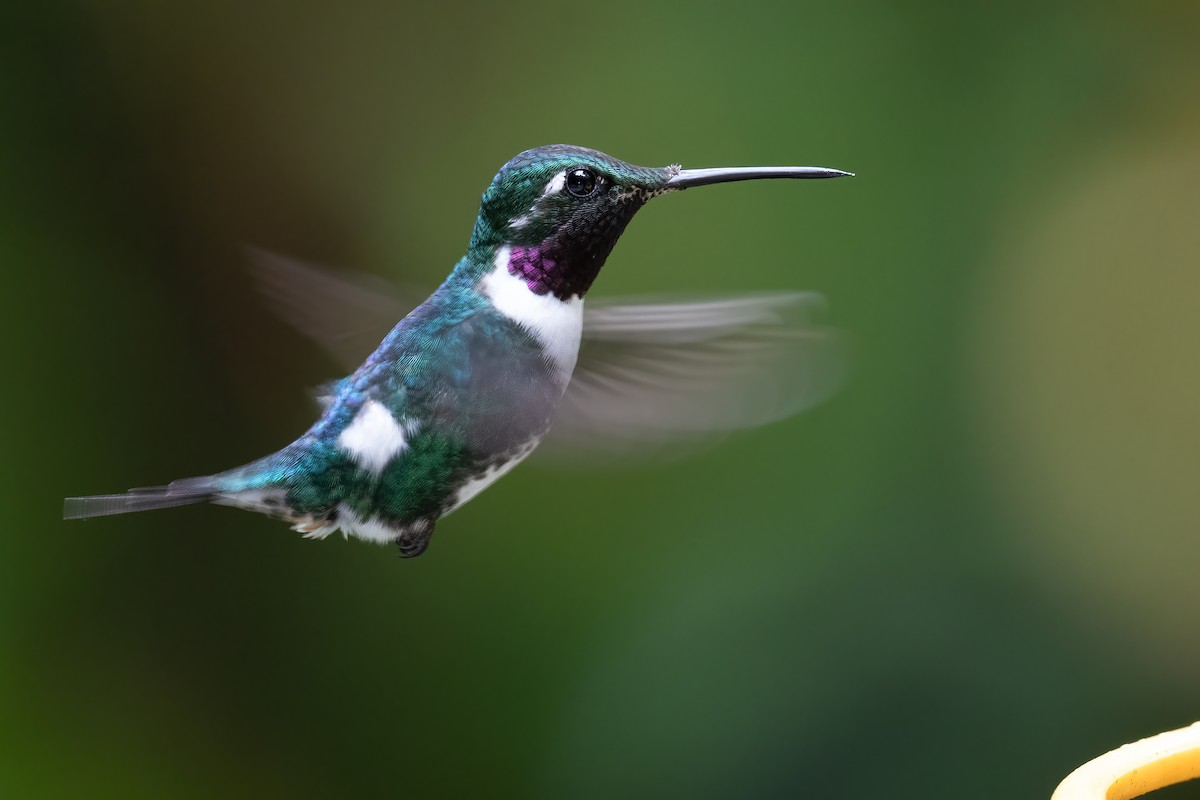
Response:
[5,1,1200,797]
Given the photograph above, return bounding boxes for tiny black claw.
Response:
[396,522,434,559]
[397,538,428,558]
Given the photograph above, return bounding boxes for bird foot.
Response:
[397,520,435,558]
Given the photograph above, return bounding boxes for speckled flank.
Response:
[445,438,541,515]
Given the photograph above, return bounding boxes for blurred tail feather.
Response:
[63,476,218,520]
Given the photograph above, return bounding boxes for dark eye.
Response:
[565,167,598,197]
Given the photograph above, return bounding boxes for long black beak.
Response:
[666,165,853,189]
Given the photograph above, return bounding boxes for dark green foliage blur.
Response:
[5,1,1200,797]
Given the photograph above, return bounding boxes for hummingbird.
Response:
[64,145,852,557]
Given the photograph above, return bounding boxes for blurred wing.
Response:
[247,251,845,461]
[247,247,419,369]
[543,293,845,462]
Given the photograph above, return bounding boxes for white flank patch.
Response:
[337,399,409,475]
[480,245,583,382]
[445,439,541,515]
[542,170,567,196]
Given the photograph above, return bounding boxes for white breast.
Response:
[480,245,583,383]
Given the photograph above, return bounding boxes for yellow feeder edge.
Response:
[1052,721,1200,800]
